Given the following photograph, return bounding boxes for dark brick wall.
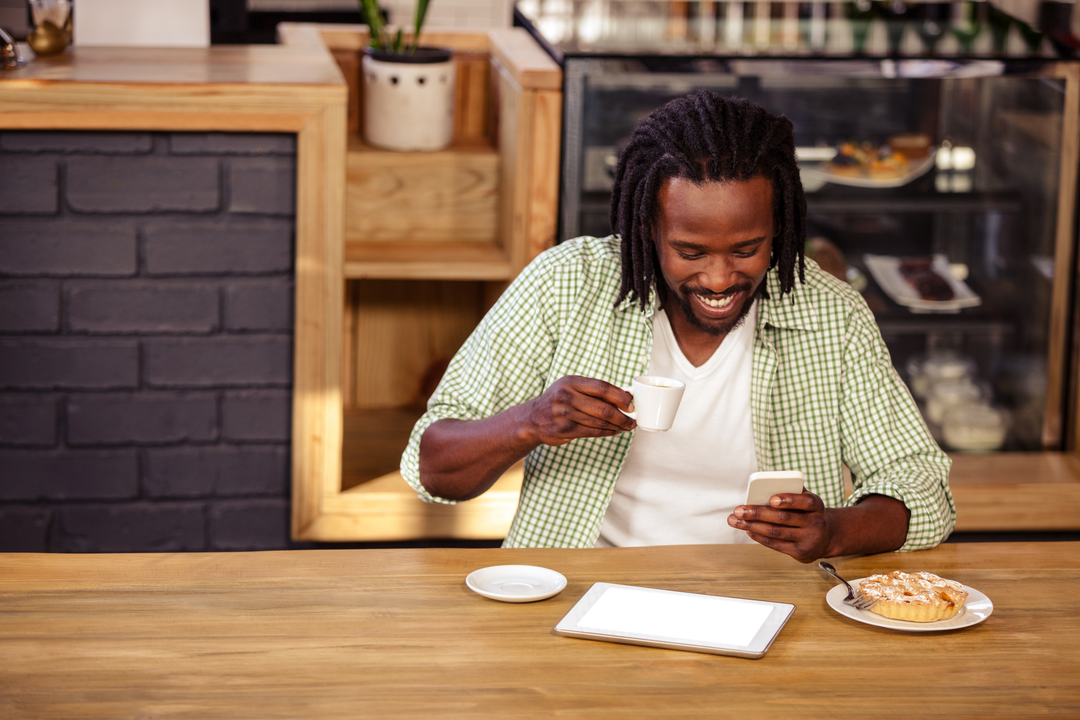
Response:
[0,131,297,552]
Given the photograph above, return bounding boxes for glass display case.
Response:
[516,0,1079,455]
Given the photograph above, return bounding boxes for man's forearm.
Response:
[418,404,541,501]
[824,494,911,557]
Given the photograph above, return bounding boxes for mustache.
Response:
[685,282,753,299]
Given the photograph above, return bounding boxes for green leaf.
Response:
[411,0,432,51]
[359,0,385,50]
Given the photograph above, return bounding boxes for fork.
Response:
[819,561,877,610]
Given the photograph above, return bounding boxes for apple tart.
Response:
[860,571,968,623]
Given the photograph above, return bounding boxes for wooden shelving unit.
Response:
[281,23,562,542]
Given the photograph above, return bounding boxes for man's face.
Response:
[654,176,775,340]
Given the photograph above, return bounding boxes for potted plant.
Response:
[358,0,456,151]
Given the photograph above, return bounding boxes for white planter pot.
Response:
[362,47,456,152]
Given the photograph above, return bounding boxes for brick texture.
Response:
[0,156,58,214]
[169,133,296,155]
[1,131,153,154]
[0,281,60,332]
[0,130,298,553]
[0,507,52,552]
[145,336,292,388]
[54,503,206,552]
[223,278,293,331]
[0,219,138,276]
[0,338,139,390]
[67,392,218,446]
[143,445,289,497]
[209,498,289,550]
[222,390,291,442]
[67,156,220,213]
[228,157,296,215]
[67,281,219,334]
[0,449,138,500]
[143,219,293,275]
[0,395,58,447]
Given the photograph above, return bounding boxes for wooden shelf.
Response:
[345,135,501,258]
[314,406,520,542]
[344,133,509,279]
[949,452,1080,532]
[286,24,562,542]
[345,240,512,280]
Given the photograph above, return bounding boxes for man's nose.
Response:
[700,256,740,292]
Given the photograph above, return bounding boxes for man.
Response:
[400,90,954,562]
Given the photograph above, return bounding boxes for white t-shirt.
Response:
[596,302,760,547]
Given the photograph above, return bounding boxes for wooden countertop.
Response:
[1,42,344,87]
[1,542,1078,717]
[0,29,347,131]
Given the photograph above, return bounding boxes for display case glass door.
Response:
[557,57,1078,453]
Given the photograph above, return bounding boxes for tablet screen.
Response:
[578,587,773,643]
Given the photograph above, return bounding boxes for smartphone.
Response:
[744,470,805,507]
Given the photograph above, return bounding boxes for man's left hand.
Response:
[727,492,833,563]
[727,492,910,563]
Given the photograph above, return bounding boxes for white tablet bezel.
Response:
[554,582,796,659]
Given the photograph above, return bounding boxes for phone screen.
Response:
[578,591,773,647]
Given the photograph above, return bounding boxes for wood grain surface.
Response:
[1,543,1077,718]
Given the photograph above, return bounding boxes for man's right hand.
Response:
[419,375,635,501]
[522,375,637,446]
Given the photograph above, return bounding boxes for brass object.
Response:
[27,20,70,57]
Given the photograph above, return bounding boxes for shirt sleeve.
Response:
[839,302,956,551]
[399,254,559,504]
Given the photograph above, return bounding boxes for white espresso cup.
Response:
[622,375,686,432]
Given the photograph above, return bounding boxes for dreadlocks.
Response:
[610,89,807,311]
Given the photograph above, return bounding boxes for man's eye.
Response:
[678,251,703,260]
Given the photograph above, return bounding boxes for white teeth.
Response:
[698,294,735,309]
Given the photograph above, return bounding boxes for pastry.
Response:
[860,571,968,622]
[826,143,865,177]
[868,149,908,179]
[888,132,932,159]
[827,140,914,180]
[898,257,955,301]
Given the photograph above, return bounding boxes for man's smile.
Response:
[693,291,740,316]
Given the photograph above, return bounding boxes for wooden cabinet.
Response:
[281,24,561,542]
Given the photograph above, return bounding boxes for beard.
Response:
[665,279,764,338]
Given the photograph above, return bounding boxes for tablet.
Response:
[554,583,795,659]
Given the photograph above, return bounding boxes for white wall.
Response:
[382,0,514,30]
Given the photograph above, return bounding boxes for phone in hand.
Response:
[744,470,805,507]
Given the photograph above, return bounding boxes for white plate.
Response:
[826,578,993,632]
[466,565,567,603]
[801,151,937,188]
[863,253,982,313]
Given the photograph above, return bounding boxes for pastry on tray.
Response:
[827,141,876,177]
[823,135,932,182]
[898,256,955,302]
[888,132,932,159]
[860,571,969,622]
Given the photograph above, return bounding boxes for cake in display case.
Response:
[516,0,1079,453]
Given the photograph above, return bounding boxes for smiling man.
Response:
[401,90,955,561]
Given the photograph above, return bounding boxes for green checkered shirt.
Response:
[401,235,955,550]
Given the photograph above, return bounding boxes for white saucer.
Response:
[826,578,993,632]
[466,565,567,603]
